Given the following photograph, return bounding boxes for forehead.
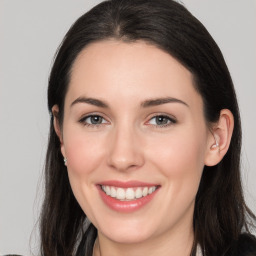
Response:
[67,40,202,110]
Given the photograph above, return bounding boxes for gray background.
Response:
[0,0,255,255]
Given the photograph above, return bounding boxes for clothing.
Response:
[235,233,256,256]
[3,234,256,256]
[196,233,256,256]
[197,245,203,256]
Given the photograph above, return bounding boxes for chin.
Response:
[101,229,153,244]
[97,218,157,244]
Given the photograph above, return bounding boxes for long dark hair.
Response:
[41,0,256,255]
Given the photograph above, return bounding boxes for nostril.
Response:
[106,129,145,170]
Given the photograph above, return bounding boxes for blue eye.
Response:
[80,115,108,126]
[148,115,176,127]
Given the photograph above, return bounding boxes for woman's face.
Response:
[58,40,213,245]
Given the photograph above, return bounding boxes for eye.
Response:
[79,115,108,126]
[147,115,176,127]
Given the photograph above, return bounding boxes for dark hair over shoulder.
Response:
[41,0,256,255]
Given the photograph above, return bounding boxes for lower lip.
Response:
[97,186,159,213]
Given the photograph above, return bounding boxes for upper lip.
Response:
[98,180,159,188]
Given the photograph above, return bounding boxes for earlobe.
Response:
[204,109,234,166]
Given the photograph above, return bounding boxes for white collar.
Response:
[196,245,203,256]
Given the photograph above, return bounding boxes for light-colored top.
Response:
[196,245,203,256]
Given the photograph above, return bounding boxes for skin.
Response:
[53,40,234,256]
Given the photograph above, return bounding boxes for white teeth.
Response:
[148,187,154,194]
[142,187,148,196]
[126,188,135,200]
[110,187,116,197]
[101,185,157,201]
[135,188,143,199]
[105,186,111,195]
[116,188,126,200]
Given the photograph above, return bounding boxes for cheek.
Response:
[63,128,105,177]
[62,128,106,218]
[148,127,207,194]
[151,129,205,168]
[152,130,207,225]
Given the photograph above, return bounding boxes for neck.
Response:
[93,223,194,256]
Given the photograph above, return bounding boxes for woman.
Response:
[40,0,256,255]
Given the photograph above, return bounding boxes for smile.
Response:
[101,185,157,201]
[97,181,160,212]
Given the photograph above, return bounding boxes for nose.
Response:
[107,125,144,172]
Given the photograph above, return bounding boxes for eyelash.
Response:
[79,114,109,128]
[79,114,177,128]
[146,114,177,128]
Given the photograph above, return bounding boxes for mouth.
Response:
[97,181,160,212]
[100,185,158,201]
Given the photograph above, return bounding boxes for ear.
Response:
[204,109,234,166]
[52,104,66,158]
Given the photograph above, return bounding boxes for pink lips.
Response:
[97,180,160,213]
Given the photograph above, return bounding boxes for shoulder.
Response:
[2,255,24,256]
[235,233,256,256]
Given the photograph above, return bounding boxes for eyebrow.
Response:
[141,97,189,108]
[71,97,109,108]
[70,96,189,108]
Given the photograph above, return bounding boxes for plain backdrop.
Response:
[0,0,255,255]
